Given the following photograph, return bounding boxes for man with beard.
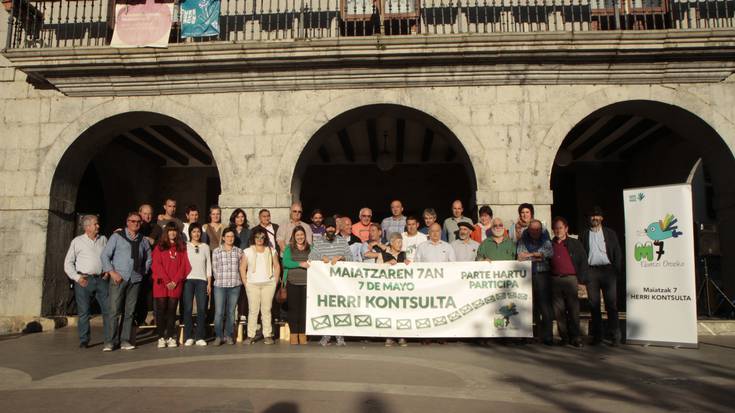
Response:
[451,221,480,261]
[579,206,623,346]
[476,217,516,261]
[309,217,353,346]
[310,209,326,241]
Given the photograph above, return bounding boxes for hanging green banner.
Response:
[181,0,221,38]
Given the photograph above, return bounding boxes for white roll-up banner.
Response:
[305,261,533,338]
[623,184,698,348]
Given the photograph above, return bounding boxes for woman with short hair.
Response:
[203,205,224,250]
[378,232,409,347]
[212,227,244,345]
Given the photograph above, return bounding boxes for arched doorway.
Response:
[550,100,735,315]
[43,112,221,316]
[292,104,477,223]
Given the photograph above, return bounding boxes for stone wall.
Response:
[1,38,735,315]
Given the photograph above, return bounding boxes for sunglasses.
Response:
[255,234,266,240]
[360,215,372,218]
[127,219,141,224]
[194,245,200,254]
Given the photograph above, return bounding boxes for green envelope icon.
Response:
[460,304,473,315]
[376,318,391,328]
[472,299,484,309]
[416,318,431,329]
[333,314,352,327]
[448,311,462,322]
[355,315,372,327]
[433,316,448,326]
[311,315,332,330]
[396,319,412,330]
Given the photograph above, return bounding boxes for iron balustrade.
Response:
[3,0,734,49]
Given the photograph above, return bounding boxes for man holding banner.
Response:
[579,206,623,346]
[309,217,352,347]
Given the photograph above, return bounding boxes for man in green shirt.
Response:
[476,218,516,261]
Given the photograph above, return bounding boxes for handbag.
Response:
[276,281,288,303]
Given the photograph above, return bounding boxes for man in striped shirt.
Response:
[308,216,352,346]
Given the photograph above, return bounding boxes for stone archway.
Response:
[43,111,222,316]
[550,100,735,313]
[291,104,478,222]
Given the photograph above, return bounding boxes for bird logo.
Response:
[494,303,519,328]
[644,214,683,241]
[643,214,683,261]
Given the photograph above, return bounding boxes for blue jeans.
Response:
[183,279,208,341]
[214,286,240,340]
[74,276,109,344]
[105,279,140,346]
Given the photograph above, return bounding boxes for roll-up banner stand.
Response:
[623,184,698,348]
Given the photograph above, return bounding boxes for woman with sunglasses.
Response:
[242,227,281,345]
[182,223,212,347]
[152,222,192,348]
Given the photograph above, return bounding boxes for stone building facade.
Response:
[1,5,735,317]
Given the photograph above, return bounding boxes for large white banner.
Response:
[305,261,533,338]
[624,184,698,348]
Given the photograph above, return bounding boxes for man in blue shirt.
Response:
[101,212,152,351]
[579,206,623,346]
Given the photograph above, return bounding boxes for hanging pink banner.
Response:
[111,0,173,48]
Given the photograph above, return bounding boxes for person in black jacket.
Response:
[579,206,623,346]
[550,217,589,347]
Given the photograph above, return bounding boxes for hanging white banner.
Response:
[305,260,533,338]
[623,184,698,348]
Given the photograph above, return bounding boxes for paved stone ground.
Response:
[0,321,733,413]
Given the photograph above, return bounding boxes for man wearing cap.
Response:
[579,205,623,346]
[308,217,353,346]
[450,221,480,261]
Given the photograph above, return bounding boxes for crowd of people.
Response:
[64,198,623,351]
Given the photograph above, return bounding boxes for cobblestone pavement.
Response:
[0,323,733,413]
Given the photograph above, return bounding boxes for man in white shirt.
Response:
[64,215,108,348]
[416,223,456,263]
[401,216,427,262]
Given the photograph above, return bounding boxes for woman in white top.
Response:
[242,226,281,345]
[182,223,212,346]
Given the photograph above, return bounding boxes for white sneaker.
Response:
[319,336,331,347]
[120,342,136,350]
[195,339,207,346]
[184,339,195,347]
[336,337,346,347]
[239,315,247,322]
[166,338,178,348]
[157,338,167,349]
[102,344,113,352]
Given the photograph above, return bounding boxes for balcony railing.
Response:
[3,0,734,49]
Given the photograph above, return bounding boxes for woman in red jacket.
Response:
[152,222,191,348]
